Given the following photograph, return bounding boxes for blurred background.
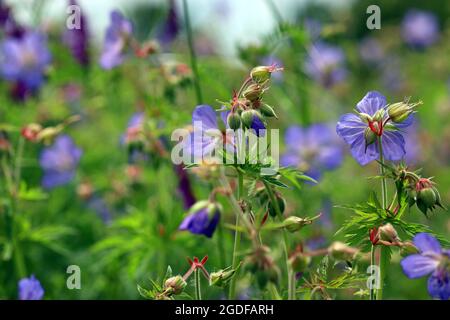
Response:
[0,0,449,300]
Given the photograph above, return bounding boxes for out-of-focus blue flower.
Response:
[401,233,450,300]
[18,275,44,300]
[0,1,11,28]
[99,10,133,70]
[403,118,421,165]
[304,18,322,41]
[63,0,89,66]
[179,202,220,238]
[0,30,51,91]
[156,0,179,48]
[402,10,439,48]
[359,37,384,64]
[304,42,347,88]
[39,135,82,189]
[281,124,343,180]
[87,195,112,224]
[336,91,412,166]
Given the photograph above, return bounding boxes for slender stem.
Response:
[377,137,387,300]
[182,0,203,105]
[194,269,202,300]
[369,245,376,300]
[14,136,24,192]
[228,170,243,299]
[262,180,294,300]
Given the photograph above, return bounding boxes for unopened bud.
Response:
[283,216,311,233]
[241,110,256,128]
[328,242,358,261]
[289,252,311,273]
[378,223,400,243]
[372,109,385,122]
[259,103,278,118]
[164,275,187,295]
[21,123,42,142]
[243,83,263,101]
[267,194,286,217]
[227,112,241,130]
[250,66,272,84]
[364,127,377,150]
[388,100,421,123]
[209,266,237,287]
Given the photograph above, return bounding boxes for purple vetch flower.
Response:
[156,0,179,47]
[18,275,44,300]
[400,233,450,300]
[39,135,82,190]
[99,10,133,70]
[63,0,90,66]
[281,124,343,180]
[336,91,413,166]
[179,201,220,238]
[0,30,51,91]
[304,42,347,88]
[402,10,439,48]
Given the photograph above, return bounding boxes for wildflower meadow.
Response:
[0,0,449,304]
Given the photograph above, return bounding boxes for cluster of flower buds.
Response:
[245,246,280,288]
[226,64,282,131]
[411,178,445,216]
[387,99,422,123]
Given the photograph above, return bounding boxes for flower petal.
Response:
[413,233,442,254]
[336,113,365,145]
[349,134,379,166]
[192,105,218,130]
[381,130,405,161]
[427,269,450,300]
[400,254,439,279]
[356,91,387,115]
[284,126,305,151]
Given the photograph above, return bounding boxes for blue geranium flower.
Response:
[179,201,220,238]
[0,30,51,91]
[99,10,133,69]
[402,10,439,48]
[281,124,343,180]
[39,135,82,189]
[18,275,44,300]
[336,91,413,166]
[63,0,89,66]
[401,233,450,300]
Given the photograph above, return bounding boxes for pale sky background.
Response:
[4,0,348,56]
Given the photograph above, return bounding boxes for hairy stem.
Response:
[377,136,388,300]
[182,0,203,105]
[195,269,202,300]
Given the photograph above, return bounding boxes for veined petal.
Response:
[336,113,366,145]
[381,130,405,161]
[349,134,379,166]
[192,105,218,131]
[356,91,387,115]
[400,254,439,278]
[427,269,450,300]
[413,233,442,254]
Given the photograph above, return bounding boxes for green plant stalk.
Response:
[228,170,243,299]
[369,245,376,300]
[195,269,202,300]
[377,136,388,300]
[262,180,294,300]
[182,0,203,105]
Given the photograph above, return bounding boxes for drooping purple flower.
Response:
[336,91,413,166]
[304,42,347,88]
[402,10,439,48]
[0,30,51,91]
[359,37,384,64]
[174,164,196,209]
[39,135,82,190]
[63,0,90,66]
[156,0,179,48]
[400,233,450,300]
[179,203,220,238]
[281,123,343,180]
[18,275,44,300]
[99,10,133,70]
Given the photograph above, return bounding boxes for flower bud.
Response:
[259,103,278,118]
[243,83,263,101]
[21,123,42,142]
[209,266,237,287]
[289,252,311,273]
[364,127,377,150]
[267,194,286,217]
[282,216,311,233]
[241,109,256,128]
[387,100,421,123]
[164,275,187,295]
[227,112,241,130]
[328,242,358,261]
[250,66,272,84]
[378,223,400,243]
[372,108,385,122]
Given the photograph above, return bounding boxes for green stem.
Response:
[262,180,294,300]
[228,170,243,299]
[377,137,388,300]
[369,245,376,300]
[195,269,202,300]
[182,0,203,105]
[14,136,24,192]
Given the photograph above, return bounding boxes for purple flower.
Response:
[359,37,384,64]
[179,203,220,238]
[400,233,450,300]
[403,118,421,165]
[402,10,439,48]
[99,10,133,70]
[63,0,89,66]
[156,0,179,48]
[18,275,44,300]
[87,195,112,224]
[281,124,343,180]
[0,30,51,91]
[305,42,347,88]
[39,135,82,190]
[174,164,196,209]
[336,91,412,166]
[0,1,11,28]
